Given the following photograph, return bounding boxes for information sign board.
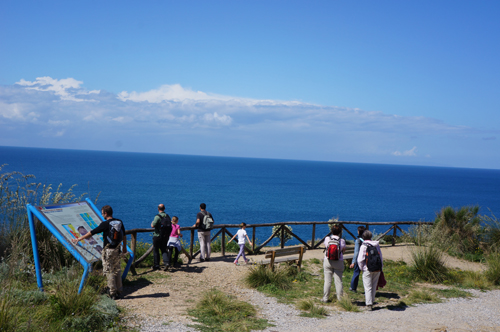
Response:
[36,201,104,263]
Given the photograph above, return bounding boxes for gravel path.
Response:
[120,245,498,332]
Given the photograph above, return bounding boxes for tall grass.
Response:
[485,252,500,285]
[431,206,482,260]
[296,299,329,317]
[0,165,92,271]
[244,265,293,291]
[189,289,270,332]
[409,246,449,283]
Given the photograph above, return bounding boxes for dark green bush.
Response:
[409,246,449,283]
[431,206,482,259]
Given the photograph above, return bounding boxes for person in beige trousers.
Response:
[322,225,346,302]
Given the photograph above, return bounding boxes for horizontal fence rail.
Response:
[124,220,433,275]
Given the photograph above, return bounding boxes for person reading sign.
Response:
[72,205,127,300]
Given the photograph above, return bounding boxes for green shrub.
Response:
[336,296,360,312]
[297,299,329,317]
[0,289,23,332]
[244,265,292,291]
[49,278,98,320]
[189,289,270,332]
[455,270,491,290]
[271,225,293,244]
[431,206,482,258]
[210,236,241,253]
[409,246,449,283]
[134,241,154,267]
[0,165,89,271]
[407,289,441,304]
[485,252,500,285]
[481,211,500,252]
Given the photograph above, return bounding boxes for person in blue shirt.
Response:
[349,226,366,292]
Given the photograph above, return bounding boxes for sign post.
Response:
[27,198,134,294]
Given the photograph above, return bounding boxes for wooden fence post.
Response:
[280,225,285,249]
[252,226,256,253]
[311,224,316,248]
[131,232,137,261]
[392,224,397,246]
[190,229,195,258]
[221,227,226,257]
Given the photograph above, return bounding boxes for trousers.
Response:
[198,230,211,260]
[102,246,122,296]
[323,258,344,301]
[152,236,168,267]
[362,270,381,305]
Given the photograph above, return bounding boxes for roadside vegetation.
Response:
[0,165,125,331]
[188,289,271,332]
[244,205,500,315]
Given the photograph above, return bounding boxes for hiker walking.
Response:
[349,226,366,292]
[228,222,252,265]
[322,224,346,302]
[357,230,383,311]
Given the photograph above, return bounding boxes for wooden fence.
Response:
[124,220,433,274]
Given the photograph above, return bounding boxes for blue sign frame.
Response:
[27,198,134,294]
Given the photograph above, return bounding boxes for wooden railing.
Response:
[124,220,432,274]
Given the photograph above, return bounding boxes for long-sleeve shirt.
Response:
[352,237,363,265]
[357,240,383,272]
[323,235,346,260]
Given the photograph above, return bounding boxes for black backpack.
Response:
[200,211,214,231]
[364,243,382,272]
[157,213,172,239]
[107,218,124,249]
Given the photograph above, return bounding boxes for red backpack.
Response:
[326,236,340,260]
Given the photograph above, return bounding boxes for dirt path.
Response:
[117,244,486,329]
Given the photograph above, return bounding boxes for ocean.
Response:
[2,146,500,245]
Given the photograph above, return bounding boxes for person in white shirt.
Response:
[228,223,253,266]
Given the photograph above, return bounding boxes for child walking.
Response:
[228,223,253,265]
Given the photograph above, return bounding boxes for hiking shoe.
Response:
[152,266,160,271]
[349,288,357,293]
[205,258,211,262]
[244,259,250,264]
[234,261,240,266]
[367,305,373,311]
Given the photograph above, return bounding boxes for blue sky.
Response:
[1,1,499,169]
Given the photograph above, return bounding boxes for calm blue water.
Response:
[2,146,500,245]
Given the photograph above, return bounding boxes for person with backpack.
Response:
[349,226,366,293]
[322,224,346,302]
[72,205,127,300]
[357,230,383,311]
[193,203,214,262]
[151,204,172,270]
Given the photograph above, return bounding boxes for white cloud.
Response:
[202,112,233,126]
[0,101,39,121]
[392,146,417,157]
[15,77,99,102]
[2,77,499,168]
